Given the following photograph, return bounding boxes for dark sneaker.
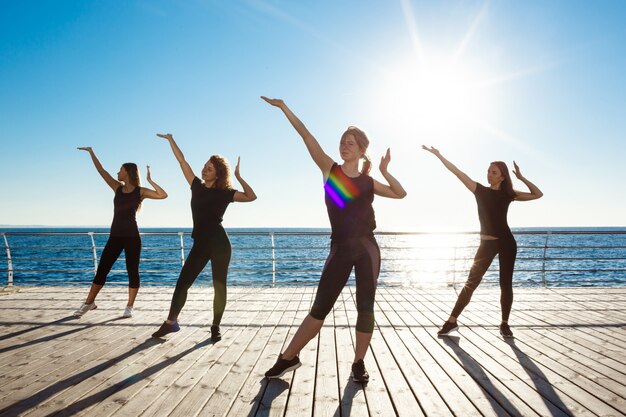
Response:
[437,321,459,336]
[351,359,369,383]
[499,323,514,338]
[210,325,222,342]
[152,321,180,338]
[264,354,301,379]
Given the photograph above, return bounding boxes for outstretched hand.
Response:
[146,165,152,182]
[156,133,173,141]
[422,145,440,156]
[512,161,523,179]
[261,96,285,108]
[77,147,93,152]
[379,148,391,174]
[234,157,241,178]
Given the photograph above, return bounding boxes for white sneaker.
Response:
[122,306,134,318]
[74,302,97,317]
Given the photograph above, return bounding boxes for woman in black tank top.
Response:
[261,96,407,383]
[151,134,257,342]
[74,147,168,318]
[422,146,543,338]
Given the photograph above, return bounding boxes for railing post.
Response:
[88,232,98,276]
[452,237,458,288]
[179,232,185,266]
[541,232,551,287]
[270,232,276,287]
[2,233,13,286]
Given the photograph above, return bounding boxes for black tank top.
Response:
[474,183,514,238]
[190,177,236,240]
[110,186,141,237]
[324,163,376,240]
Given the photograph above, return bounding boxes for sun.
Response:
[375,59,493,140]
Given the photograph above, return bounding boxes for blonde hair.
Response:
[340,126,371,175]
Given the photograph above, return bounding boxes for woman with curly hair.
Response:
[152,134,257,341]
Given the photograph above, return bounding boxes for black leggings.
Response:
[310,236,381,333]
[93,235,142,288]
[451,237,517,321]
[167,226,231,325]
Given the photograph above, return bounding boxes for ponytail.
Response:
[361,153,372,175]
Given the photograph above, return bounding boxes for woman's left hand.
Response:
[513,161,523,179]
[379,148,391,174]
[234,157,241,178]
[146,165,152,182]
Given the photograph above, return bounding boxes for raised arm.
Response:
[140,165,168,200]
[261,96,334,176]
[373,148,407,199]
[232,157,257,203]
[77,147,120,191]
[156,133,195,186]
[512,161,543,201]
[422,145,476,193]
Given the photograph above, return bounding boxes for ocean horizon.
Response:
[2,227,625,288]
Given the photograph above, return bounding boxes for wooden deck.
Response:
[0,285,625,417]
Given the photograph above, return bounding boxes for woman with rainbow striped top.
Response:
[261,96,407,383]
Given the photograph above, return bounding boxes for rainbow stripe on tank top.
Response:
[324,166,361,209]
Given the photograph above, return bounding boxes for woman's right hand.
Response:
[422,145,440,156]
[261,96,285,108]
[156,133,173,141]
[77,147,93,152]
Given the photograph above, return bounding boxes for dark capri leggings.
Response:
[310,236,381,333]
[451,236,517,321]
[93,236,142,288]
[167,226,231,326]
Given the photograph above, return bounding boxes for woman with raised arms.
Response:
[151,134,257,342]
[74,147,168,318]
[262,96,407,383]
[423,145,543,338]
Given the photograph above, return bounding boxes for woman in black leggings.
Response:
[152,133,256,341]
[422,146,543,338]
[74,147,168,318]
[262,97,406,383]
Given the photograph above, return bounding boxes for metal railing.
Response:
[1,230,625,287]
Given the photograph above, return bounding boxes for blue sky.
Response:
[1,0,625,230]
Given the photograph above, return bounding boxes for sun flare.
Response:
[376,60,492,139]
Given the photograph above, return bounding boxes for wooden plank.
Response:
[333,288,370,417]
[98,289,270,417]
[225,288,306,417]
[311,310,340,417]
[373,294,453,416]
[21,287,260,416]
[24,308,217,416]
[0,318,156,413]
[195,289,298,417]
[0,286,625,417]
[280,288,319,417]
[383,288,513,417]
[441,295,624,417]
[370,290,478,415]
[343,287,396,417]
